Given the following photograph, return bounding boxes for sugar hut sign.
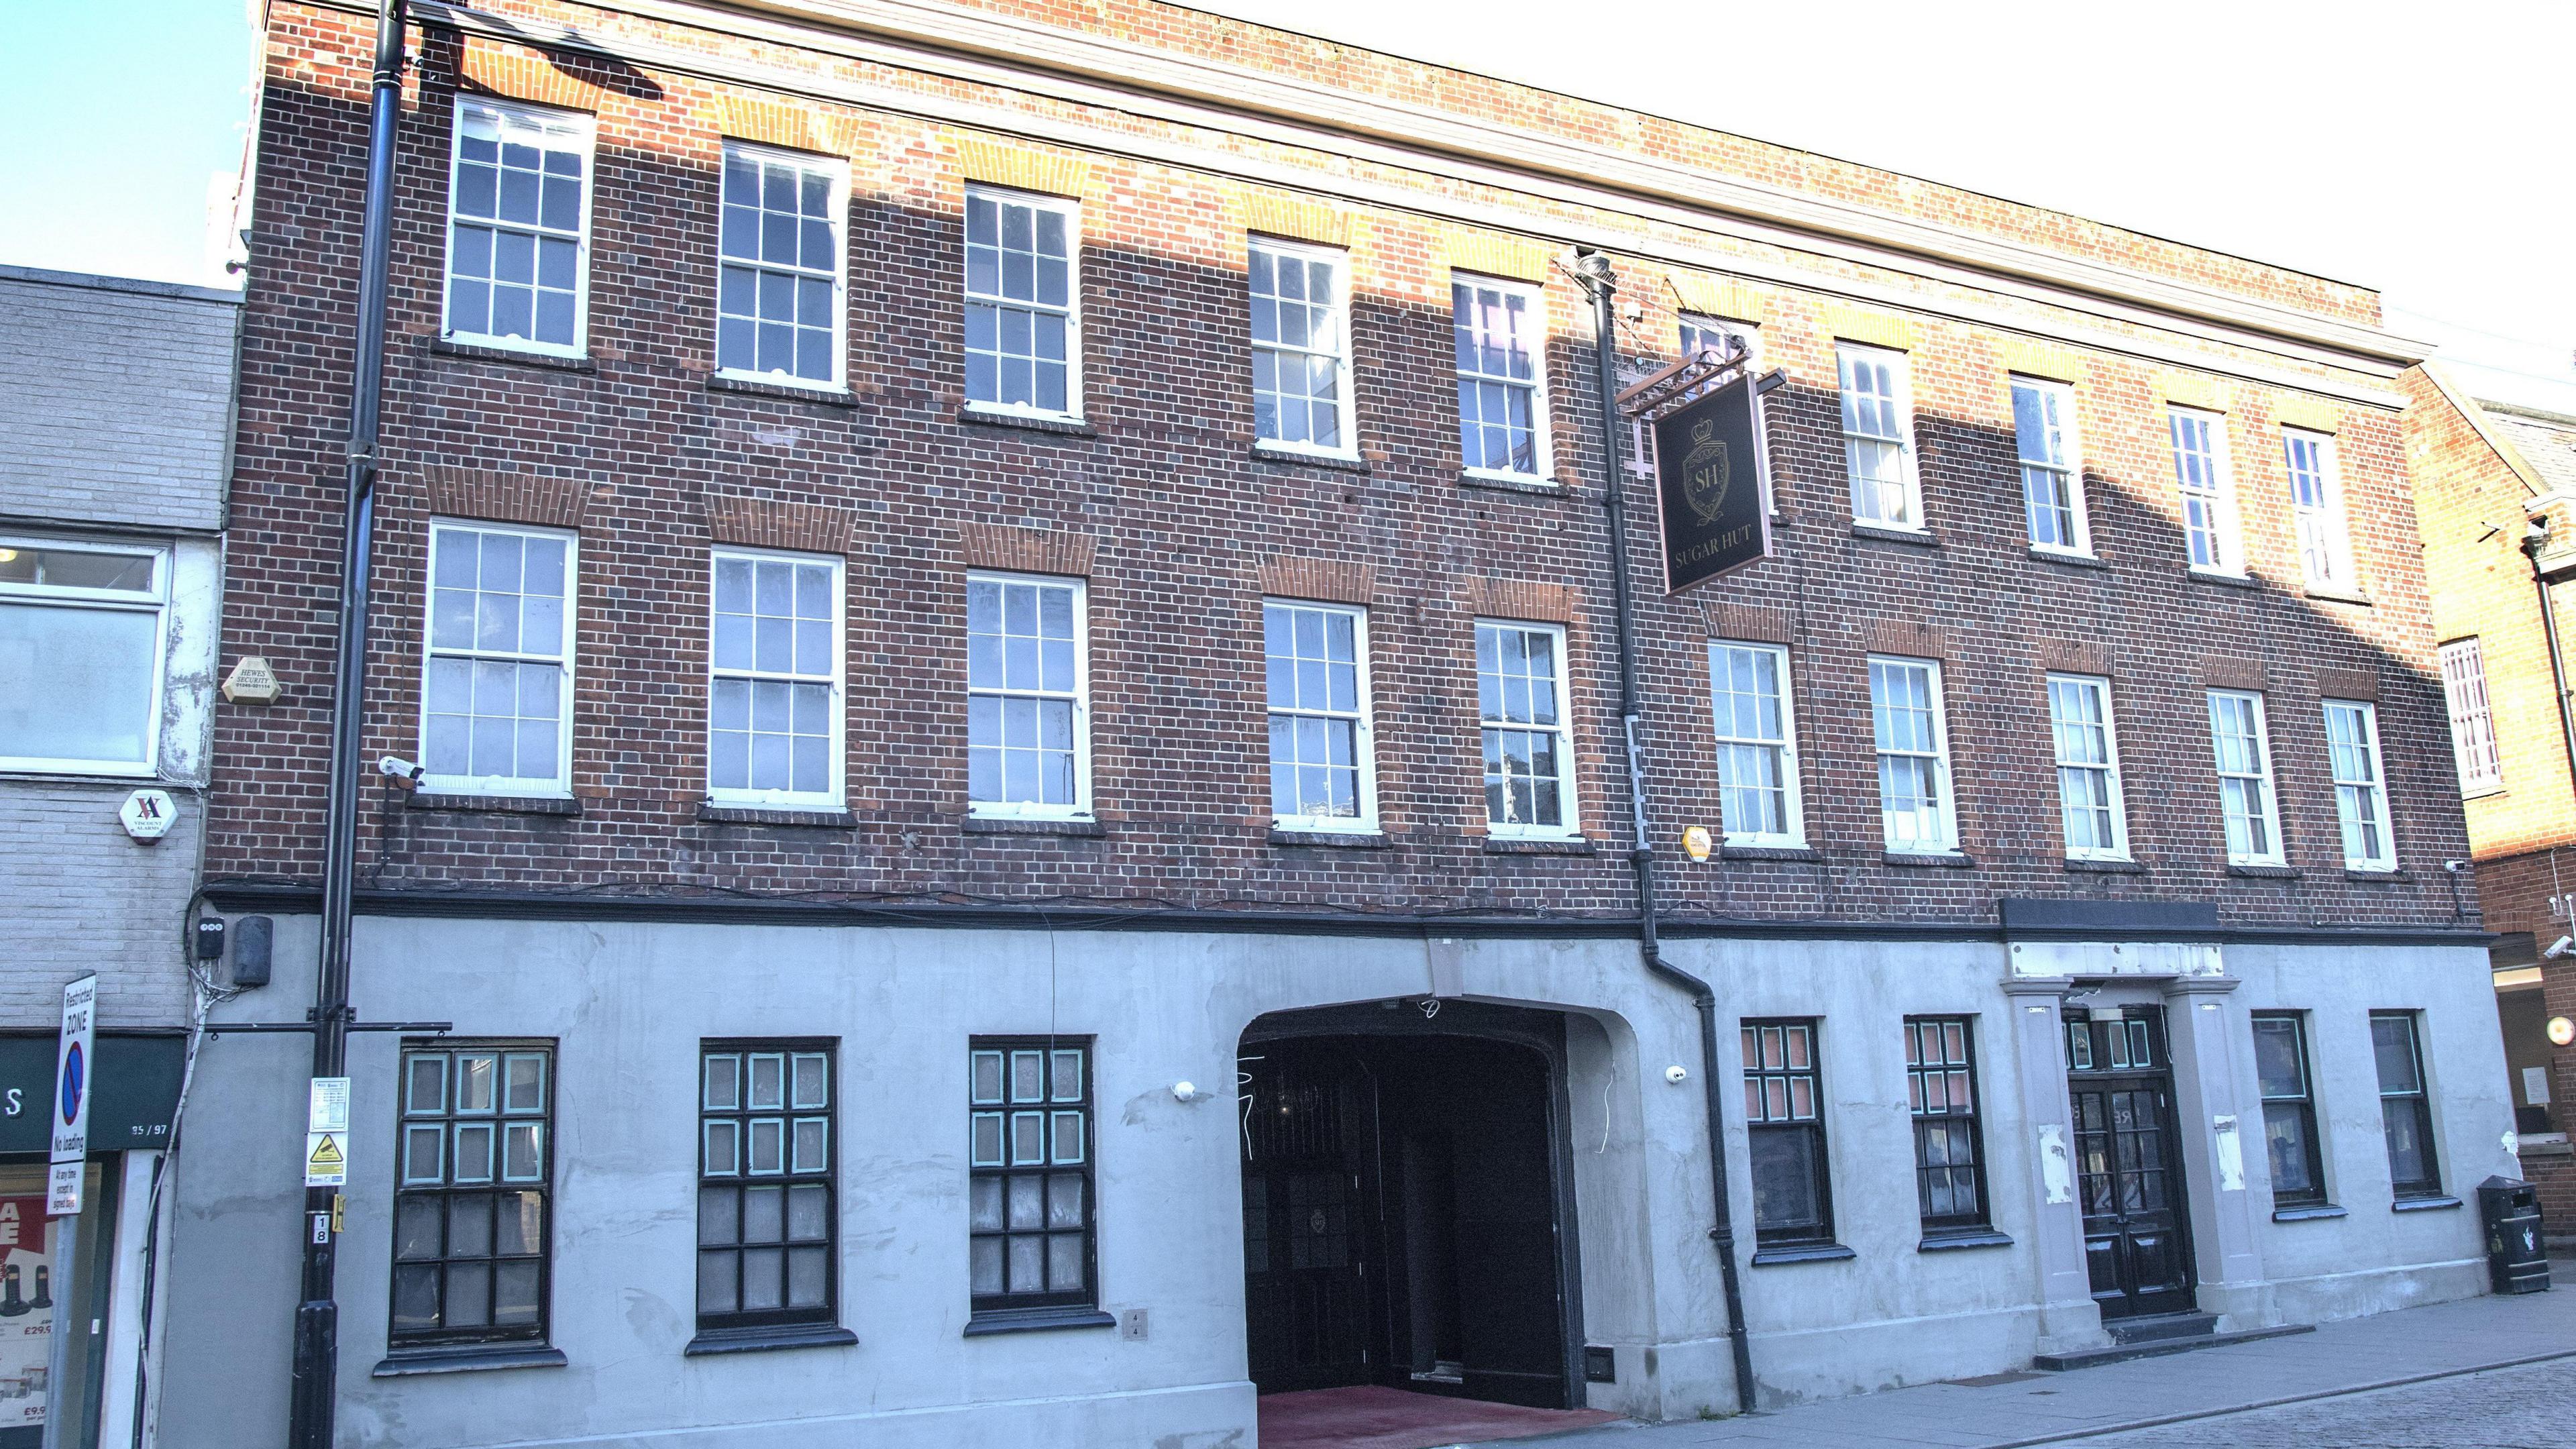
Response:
[1652,374,1771,593]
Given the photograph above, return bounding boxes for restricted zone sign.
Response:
[49,975,95,1216]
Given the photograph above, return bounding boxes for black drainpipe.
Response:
[2522,522,2576,806]
[1573,250,1757,1413]
[289,3,406,1446]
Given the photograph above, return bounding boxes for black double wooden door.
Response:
[2066,1012,2196,1320]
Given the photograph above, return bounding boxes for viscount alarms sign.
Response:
[1652,374,1772,594]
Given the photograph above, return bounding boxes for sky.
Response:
[3,0,2569,413]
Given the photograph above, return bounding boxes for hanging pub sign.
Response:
[1652,372,1772,594]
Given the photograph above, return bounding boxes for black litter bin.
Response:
[2477,1175,2550,1294]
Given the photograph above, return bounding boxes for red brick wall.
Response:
[206,2,2469,931]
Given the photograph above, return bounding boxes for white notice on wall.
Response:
[2037,1123,2072,1205]
[2526,1066,2553,1107]
[2212,1114,2245,1192]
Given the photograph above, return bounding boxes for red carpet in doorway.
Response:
[1257,1386,1620,1449]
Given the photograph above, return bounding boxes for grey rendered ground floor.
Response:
[1471,1257,2576,1448]
[152,910,2512,1446]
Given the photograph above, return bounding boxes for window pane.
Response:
[0,602,161,764]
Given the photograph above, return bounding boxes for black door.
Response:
[2065,1010,2196,1320]
[1241,1044,1372,1391]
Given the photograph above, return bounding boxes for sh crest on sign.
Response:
[1678,417,1732,525]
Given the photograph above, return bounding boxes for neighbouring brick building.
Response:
[167,2,2510,1445]
[0,264,239,1447]
[2401,367,2576,1229]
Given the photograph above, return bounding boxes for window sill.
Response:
[958,406,1095,438]
[2186,568,2261,590]
[2271,1203,2348,1222]
[2304,587,2372,607]
[430,337,596,372]
[1918,1228,2014,1252]
[2345,867,2412,882]
[372,1344,566,1377]
[2064,857,2145,874]
[698,802,855,828]
[708,374,859,407]
[407,792,582,816]
[1269,828,1391,849]
[2228,863,2302,879]
[2028,547,2108,570]
[1851,523,1938,547]
[0,767,168,786]
[1750,1242,1857,1267]
[683,1323,858,1357]
[1253,442,1369,472]
[962,1306,1117,1338]
[1458,470,1568,497]
[1482,836,1595,855]
[1884,850,1973,868]
[2392,1194,2463,1213]
[1722,845,1820,863]
[963,816,1106,837]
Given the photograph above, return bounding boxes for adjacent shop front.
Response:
[0,1032,183,1448]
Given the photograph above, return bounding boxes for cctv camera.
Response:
[2444,859,2470,874]
[2546,936,2573,960]
[377,755,425,786]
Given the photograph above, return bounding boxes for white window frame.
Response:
[2206,689,2285,867]
[1248,236,1356,461]
[1838,343,1923,530]
[1451,272,1553,482]
[1869,655,1959,853]
[441,97,596,359]
[1681,317,1775,515]
[2324,698,2400,871]
[2011,375,2090,555]
[963,185,1083,423]
[714,141,849,391]
[0,535,171,776]
[2437,637,2503,796]
[965,571,1093,821]
[2284,428,2356,592]
[2045,673,2131,861]
[1264,598,1379,833]
[705,545,846,809]
[2167,406,2241,576]
[1707,639,1805,849]
[1474,618,1579,840]
[418,520,578,799]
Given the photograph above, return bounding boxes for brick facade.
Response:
[2402,368,2576,1228]
[205,0,2470,935]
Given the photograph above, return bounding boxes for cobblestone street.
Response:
[2073,1358,2569,1448]
[1467,1270,2576,1449]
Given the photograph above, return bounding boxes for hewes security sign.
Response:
[49,975,96,1216]
[1652,373,1772,594]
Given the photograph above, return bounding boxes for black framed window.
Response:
[969,1038,1096,1317]
[2369,1012,2443,1198]
[392,1042,552,1349]
[1905,1017,1988,1234]
[698,1042,836,1330]
[2252,1014,2328,1209]
[1741,1020,1833,1247]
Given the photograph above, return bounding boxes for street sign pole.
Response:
[40,975,95,1449]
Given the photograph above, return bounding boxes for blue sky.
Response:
[6,0,2569,413]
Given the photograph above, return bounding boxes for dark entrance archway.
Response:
[1238,1000,1585,1411]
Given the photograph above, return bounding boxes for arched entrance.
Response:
[1237,1000,1586,1411]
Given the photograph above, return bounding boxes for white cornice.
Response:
[360,0,2413,406]
[714,0,2427,366]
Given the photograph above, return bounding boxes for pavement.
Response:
[1464,1267,2576,1448]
